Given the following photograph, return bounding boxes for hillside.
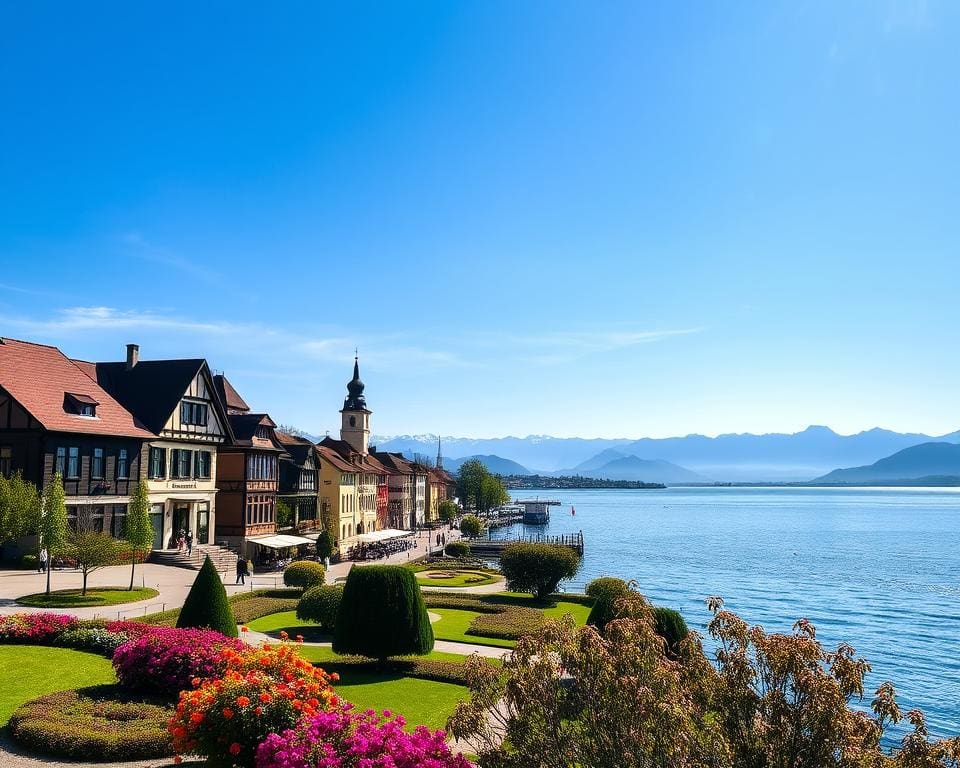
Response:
[814,442,960,484]
[579,456,708,484]
[441,454,532,476]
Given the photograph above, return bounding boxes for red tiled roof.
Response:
[314,444,356,473]
[0,338,153,438]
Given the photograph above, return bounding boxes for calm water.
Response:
[492,486,960,739]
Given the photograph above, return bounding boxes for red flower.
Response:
[229,742,242,755]
[236,695,251,707]
[222,707,234,719]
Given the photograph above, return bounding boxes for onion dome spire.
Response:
[343,353,367,411]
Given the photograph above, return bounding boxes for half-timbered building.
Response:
[276,431,320,534]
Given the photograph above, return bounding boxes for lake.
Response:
[491,486,960,739]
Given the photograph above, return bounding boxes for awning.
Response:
[355,528,414,544]
[247,534,317,549]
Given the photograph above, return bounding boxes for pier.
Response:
[514,498,562,525]
[468,531,584,558]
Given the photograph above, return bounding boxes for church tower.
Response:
[340,355,371,456]
[436,435,443,470]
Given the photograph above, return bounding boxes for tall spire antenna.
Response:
[436,435,443,470]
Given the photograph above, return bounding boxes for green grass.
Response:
[0,647,115,726]
[430,608,516,648]
[16,587,159,608]
[332,671,468,731]
[296,645,480,664]
[414,569,501,587]
[244,610,333,642]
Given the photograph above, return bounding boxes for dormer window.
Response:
[181,400,208,426]
[255,425,271,439]
[64,392,98,417]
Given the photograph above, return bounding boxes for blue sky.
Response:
[1,1,957,439]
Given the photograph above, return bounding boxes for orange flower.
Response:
[229,743,242,755]
[189,712,205,725]
[236,695,251,707]
[191,677,201,687]
[222,707,234,719]
[241,625,249,632]
[254,706,263,716]
[259,692,273,703]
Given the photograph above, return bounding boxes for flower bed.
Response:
[256,707,472,768]
[0,612,78,644]
[8,685,173,761]
[466,605,545,640]
[113,627,244,697]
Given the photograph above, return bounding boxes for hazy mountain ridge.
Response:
[440,454,533,476]
[814,442,960,484]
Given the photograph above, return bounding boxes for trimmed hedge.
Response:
[176,555,237,637]
[422,594,505,614]
[297,585,343,629]
[233,595,299,625]
[8,685,173,761]
[653,606,690,652]
[312,655,497,686]
[500,542,581,599]
[283,560,326,590]
[586,576,632,629]
[137,588,302,628]
[333,565,434,659]
[444,541,471,558]
[466,606,545,641]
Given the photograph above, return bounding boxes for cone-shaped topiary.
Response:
[176,554,238,637]
[333,565,433,660]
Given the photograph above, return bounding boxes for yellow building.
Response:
[315,443,359,546]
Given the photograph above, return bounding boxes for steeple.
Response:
[340,354,371,455]
[436,435,443,470]
[343,354,367,411]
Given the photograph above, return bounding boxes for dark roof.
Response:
[83,358,207,434]
[342,357,369,412]
[371,450,414,475]
[314,444,357,473]
[228,413,285,452]
[212,374,250,414]
[0,338,153,438]
[279,441,314,466]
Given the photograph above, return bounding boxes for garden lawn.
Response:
[296,645,479,665]
[245,610,331,642]
[16,587,159,608]
[430,608,515,648]
[332,671,468,732]
[0,646,115,726]
[414,570,501,588]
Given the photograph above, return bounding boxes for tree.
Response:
[445,540,470,558]
[315,531,335,561]
[585,576,633,630]
[333,565,433,661]
[437,499,458,526]
[455,460,487,513]
[39,473,68,596]
[124,481,153,591]
[0,472,41,545]
[177,555,238,637]
[479,474,509,514]
[499,542,581,599]
[66,513,120,595]
[459,514,484,538]
[276,499,293,529]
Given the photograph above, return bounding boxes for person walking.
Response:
[185,531,193,556]
[177,529,185,552]
[38,547,47,573]
[236,555,248,585]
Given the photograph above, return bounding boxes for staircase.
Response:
[150,543,238,571]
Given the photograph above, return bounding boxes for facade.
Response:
[276,431,320,533]
[425,468,451,522]
[409,462,428,528]
[315,442,359,546]
[370,451,414,530]
[83,345,231,550]
[0,338,153,551]
[212,375,288,548]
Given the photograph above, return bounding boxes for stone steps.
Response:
[150,544,237,571]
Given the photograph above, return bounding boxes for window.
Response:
[246,453,277,480]
[148,447,166,479]
[63,393,98,417]
[0,446,11,478]
[67,447,79,479]
[92,448,104,479]
[111,505,127,537]
[78,403,95,416]
[255,425,270,439]
[194,450,211,479]
[172,449,192,479]
[299,470,316,491]
[117,449,128,480]
[180,401,208,426]
[55,447,66,475]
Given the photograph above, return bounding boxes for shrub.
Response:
[467,606,545,640]
[8,685,173,761]
[585,576,632,630]
[283,560,326,590]
[333,565,434,660]
[499,542,581,599]
[256,707,472,768]
[652,606,689,652]
[297,585,343,630]
[176,554,238,637]
[0,612,78,644]
[170,644,338,768]
[423,593,504,613]
[459,514,484,538]
[112,627,244,697]
[56,627,129,656]
[445,540,471,558]
[20,553,38,570]
[315,531,335,561]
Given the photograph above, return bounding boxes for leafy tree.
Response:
[333,565,433,661]
[437,499,458,526]
[445,540,471,558]
[296,584,343,629]
[652,605,689,653]
[124,481,153,590]
[0,471,41,544]
[283,560,326,589]
[456,460,510,515]
[449,596,960,768]
[499,542,581,599]
[276,499,293,529]
[459,514,485,538]
[315,531,335,561]
[585,576,633,630]
[67,525,120,595]
[39,473,68,595]
[177,555,238,637]
[479,475,509,514]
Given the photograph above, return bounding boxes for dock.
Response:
[514,498,562,525]
[468,531,584,558]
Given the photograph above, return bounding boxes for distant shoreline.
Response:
[501,474,665,490]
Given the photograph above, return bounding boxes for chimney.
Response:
[126,343,140,370]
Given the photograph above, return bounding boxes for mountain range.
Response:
[814,442,960,485]
[373,427,960,483]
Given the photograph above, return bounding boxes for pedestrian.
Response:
[236,555,247,585]
[177,529,185,552]
[38,547,47,573]
[185,530,194,556]
[442,533,446,546]
[436,533,441,547]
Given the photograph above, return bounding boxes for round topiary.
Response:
[444,541,471,558]
[585,576,632,630]
[8,685,174,761]
[296,585,343,629]
[176,555,238,637]
[333,565,434,660]
[653,606,689,653]
[283,560,326,590]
